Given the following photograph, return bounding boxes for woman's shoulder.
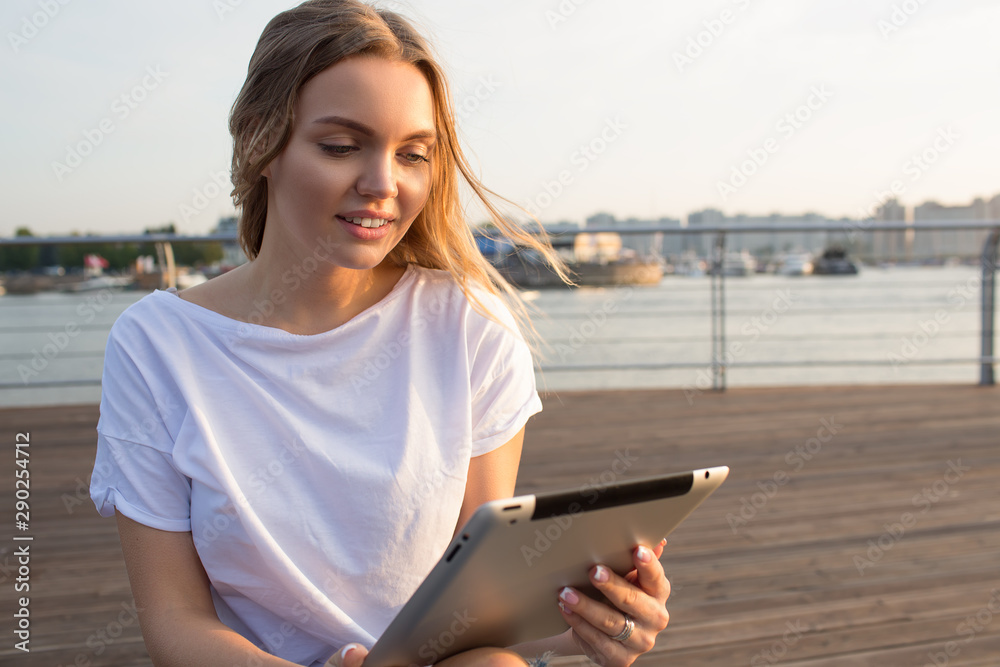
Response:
[108,278,242,349]
[407,265,506,311]
[110,288,178,333]
[406,265,524,344]
[169,264,253,320]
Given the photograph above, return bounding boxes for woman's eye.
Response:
[319,144,356,156]
[400,152,430,165]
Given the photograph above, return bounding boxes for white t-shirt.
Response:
[90,264,542,666]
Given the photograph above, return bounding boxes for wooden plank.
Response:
[0,383,998,666]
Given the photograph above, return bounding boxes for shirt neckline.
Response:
[155,263,419,339]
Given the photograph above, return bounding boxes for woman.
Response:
[89,2,670,666]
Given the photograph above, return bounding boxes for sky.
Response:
[1,0,999,237]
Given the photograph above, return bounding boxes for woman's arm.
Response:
[452,427,526,539]
[115,511,300,667]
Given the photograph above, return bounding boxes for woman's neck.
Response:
[175,251,407,336]
[237,252,407,335]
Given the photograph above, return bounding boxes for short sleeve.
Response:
[90,433,192,531]
[468,305,543,456]
[90,311,192,531]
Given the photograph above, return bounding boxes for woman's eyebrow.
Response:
[311,115,436,142]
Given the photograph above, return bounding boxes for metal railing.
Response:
[533,219,1000,389]
[982,228,1000,385]
[1,221,998,391]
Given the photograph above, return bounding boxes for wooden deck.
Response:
[1,384,999,666]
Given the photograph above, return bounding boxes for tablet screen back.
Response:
[366,466,728,667]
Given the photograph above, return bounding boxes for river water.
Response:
[0,265,990,408]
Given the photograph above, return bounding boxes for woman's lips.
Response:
[336,215,394,240]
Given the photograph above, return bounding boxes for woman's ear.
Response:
[253,141,273,180]
[246,117,279,180]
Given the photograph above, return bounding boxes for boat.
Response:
[489,231,663,288]
[812,247,859,275]
[130,268,210,291]
[773,252,814,276]
[1,273,56,295]
[63,275,135,292]
[673,251,706,277]
[708,251,757,277]
[176,271,208,290]
[495,253,663,288]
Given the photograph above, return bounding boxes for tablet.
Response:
[365,466,729,667]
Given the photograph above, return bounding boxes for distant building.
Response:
[989,194,1000,221]
[872,197,907,261]
[685,208,725,257]
[214,216,247,267]
[686,209,833,259]
[583,212,680,258]
[585,212,615,228]
[654,217,686,258]
[564,190,1000,265]
[912,198,991,260]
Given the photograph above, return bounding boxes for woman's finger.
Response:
[629,545,671,601]
[594,548,670,616]
[324,643,368,667]
[558,569,664,650]
[625,540,667,587]
[560,596,631,666]
[583,553,670,637]
[559,582,634,640]
[652,538,667,560]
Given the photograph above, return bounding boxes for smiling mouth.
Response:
[340,216,392,229]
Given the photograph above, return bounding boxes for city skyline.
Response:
[581,191,1000,264]
[3,0,999,237]
[5,188,999,241]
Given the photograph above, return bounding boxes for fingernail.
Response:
[558,600,573,615]
[660,538,668,546]
[340,643,360,660]
[592,565,610,582]
[637,546,653,563]
[559,587,580,605]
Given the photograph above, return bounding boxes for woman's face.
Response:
[262,56,436,271]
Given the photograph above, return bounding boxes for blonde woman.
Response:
[90,2,670,666]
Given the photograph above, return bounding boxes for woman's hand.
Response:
[324,643,530,667]
[556,540,671,667]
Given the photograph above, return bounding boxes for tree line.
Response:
[0,225,225,273]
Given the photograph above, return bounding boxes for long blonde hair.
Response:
[229,0,568,336]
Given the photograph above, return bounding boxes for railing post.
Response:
[710,231,727,392]
[155,241,177,289]
[980,228,999,386]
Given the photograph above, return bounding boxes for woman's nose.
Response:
[355,154,398,200]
